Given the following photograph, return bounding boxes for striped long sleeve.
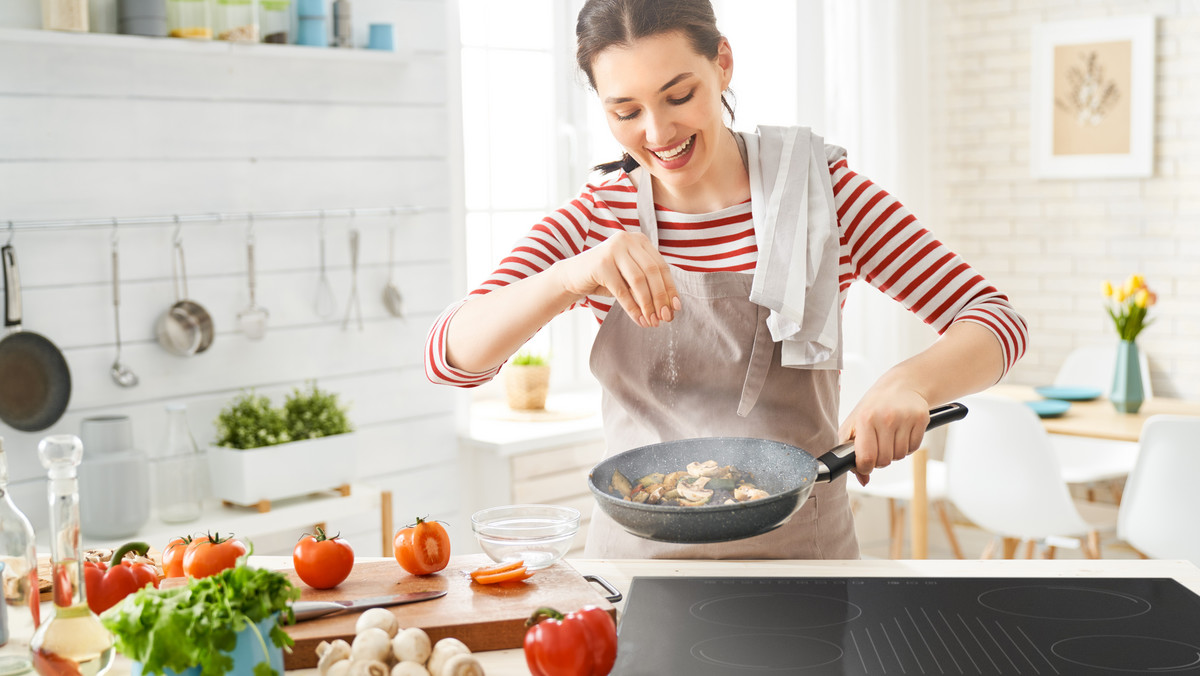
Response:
[426,160,1027,386]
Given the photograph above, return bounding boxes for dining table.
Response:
[4,556,1199,675]
[904,384,1200,559]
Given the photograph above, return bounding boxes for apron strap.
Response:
[737,303,775,417]
[634,167,659,248]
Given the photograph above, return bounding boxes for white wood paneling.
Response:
[0,4,464,552]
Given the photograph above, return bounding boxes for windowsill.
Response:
[462,387,605,457]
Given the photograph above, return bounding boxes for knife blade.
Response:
[291,590,447,622]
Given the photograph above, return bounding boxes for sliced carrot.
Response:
[469,560,525,581]
[472,566,533,585]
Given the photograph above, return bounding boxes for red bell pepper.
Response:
[83,541,159,614]
[524,605,617,676]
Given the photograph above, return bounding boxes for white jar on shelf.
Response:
[213,0,259,42]
[42,0,89,31]
[166,0,210,38]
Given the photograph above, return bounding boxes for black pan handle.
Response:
[816,402,969,482]
[2,244,20,329]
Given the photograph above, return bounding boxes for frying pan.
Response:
[0,244,73,432]
[587,402,968,544]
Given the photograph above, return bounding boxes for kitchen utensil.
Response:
[155,221,214,356]
[237,216,269,340]
[0,242,73,432]
[382,217,404,318]
[470,504,579,570]
[342,222,362,331]
[283,556,618,669]
[588,402,969,544]
[314,212,336,319]
[292,590,447,622]
[109,224,138,387]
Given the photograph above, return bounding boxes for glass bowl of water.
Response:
[470,504,581,570]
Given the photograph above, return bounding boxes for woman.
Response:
[427,0,1027,559]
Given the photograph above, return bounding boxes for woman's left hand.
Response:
[838,384,930,485]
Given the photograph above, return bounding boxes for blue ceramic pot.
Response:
[129,616,283,676]
[1110,339,1145,414]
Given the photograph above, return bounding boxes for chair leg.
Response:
[981,537,997,560]
[1002,537,1020,559]
[935,502,964,559]
[1023,539,1036,559]
[1084,530,1102,559]
[888,499,906,559]
[1043,545,1057,559]
[1108,480,1124,504]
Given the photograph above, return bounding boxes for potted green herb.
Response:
[208,383,358,509]
[504,351,551,411]
[102,563,300,676]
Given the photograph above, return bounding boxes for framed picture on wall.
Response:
[1030,16,1156,179]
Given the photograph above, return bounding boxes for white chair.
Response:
[944,394,1118,559]
[1117,415,1200,566]
[841,354,963,559]
[1051,344,1154,502]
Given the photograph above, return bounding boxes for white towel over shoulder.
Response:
[743,126,844,369]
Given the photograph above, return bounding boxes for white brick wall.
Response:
[929,0,1200,399]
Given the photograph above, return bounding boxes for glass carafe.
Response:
[0,438,39,631]
[149,404,204,524]
[30,435,114,676]
[259,0,290,43]
[213,0,259,42]
[166,0,210,38]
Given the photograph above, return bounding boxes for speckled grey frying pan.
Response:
[587,402,968,544]
[0,244,72,432]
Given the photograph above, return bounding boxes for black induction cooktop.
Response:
[614,577,1200,675]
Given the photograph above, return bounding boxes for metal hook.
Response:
[318,209,326,235]
[111,217,119,250]
[172,215,183,244]
[5,221,13,246]
[247,212,256,244]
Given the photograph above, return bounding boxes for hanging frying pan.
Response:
[588,402,968,544]
[0,243,72,432]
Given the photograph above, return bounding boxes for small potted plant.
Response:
[207,382,357,510]
[504,351,551,411]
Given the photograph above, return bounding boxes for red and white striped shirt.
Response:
[426,158,1028,387]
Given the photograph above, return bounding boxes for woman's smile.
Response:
[649,134,696,168]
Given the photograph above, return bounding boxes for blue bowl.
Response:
[1026,399,1072,418]
[1033,385,1103,401]
[130,616,283,676]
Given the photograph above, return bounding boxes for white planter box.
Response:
[207,433,358,507]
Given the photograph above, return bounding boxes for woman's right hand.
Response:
[557,231,681,327]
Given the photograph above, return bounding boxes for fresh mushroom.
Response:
[328,662,352,676]
[356,608,399,637]
[348,660,390,676]
[317,640,352,676]
[391,663,432,676]
[439,654,485,676]
[427,638,471,676]
[352,628,393,664]
[392,627,432,665]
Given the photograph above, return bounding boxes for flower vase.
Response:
[1110,339,1145,414]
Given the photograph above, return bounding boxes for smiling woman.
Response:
[429,0,1028,561]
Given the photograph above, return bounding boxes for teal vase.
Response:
[1110,339,1145,414]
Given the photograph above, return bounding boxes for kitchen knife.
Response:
[291,590,447,622]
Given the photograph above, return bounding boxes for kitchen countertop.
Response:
[5,557,1199,675]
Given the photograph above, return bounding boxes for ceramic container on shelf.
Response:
[258,0,290,43]
[117,0,167,36]
[42,0,89,31]
[1110,339,1145,414]
[165,0,210,38]
[295,0,325,46]
[213,0,258,41]
[367,22,393,51]
[78,415,151,539]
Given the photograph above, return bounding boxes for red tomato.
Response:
[392,517,451,575]
[182,533,247,579]
[163,536,192,578]
[293,527,355,589]
[524,606,617,676]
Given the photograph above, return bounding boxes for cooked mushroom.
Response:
[687,460,721,477]
[676,476,713,504]
[663,471,687,490]
[734,485,770,501]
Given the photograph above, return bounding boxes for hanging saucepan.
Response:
[156,225,214,356]
[588,402,968,544]
[0,243,73,432]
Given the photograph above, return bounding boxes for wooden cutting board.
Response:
[280,555,617,669]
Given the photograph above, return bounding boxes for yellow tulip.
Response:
[1115,286,1128,302]
[1102,280,1113,297]
[1135,289,1150,308]
[1130,274,1145,290]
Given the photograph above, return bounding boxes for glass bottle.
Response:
[259,0,290,43]
[165,0,211,39]
[149,404,204,524]
[30,435,114,676]
[0,438,39,632]
[213,0,259,42]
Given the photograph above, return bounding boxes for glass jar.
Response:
[259,0,290,43]
[41,0,89,31]
[0,438,39,632]
[166,0,210,38]
[149,404,205,524]
[213,0,258,42]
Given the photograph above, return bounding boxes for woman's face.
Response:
[591,31,734,193]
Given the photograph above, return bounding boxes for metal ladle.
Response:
[314,210,337,320]
[109,220,138,387]
[382,209,404,318]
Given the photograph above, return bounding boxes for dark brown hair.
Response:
[576,0,735,174]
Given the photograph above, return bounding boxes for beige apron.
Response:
[582,167,860,560]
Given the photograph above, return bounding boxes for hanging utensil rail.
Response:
[3,206,425,233]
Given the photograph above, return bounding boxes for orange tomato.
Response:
[293,528,355,590]
[163,536,192,578]
[393,517,451,576]
[182,533,247,579]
